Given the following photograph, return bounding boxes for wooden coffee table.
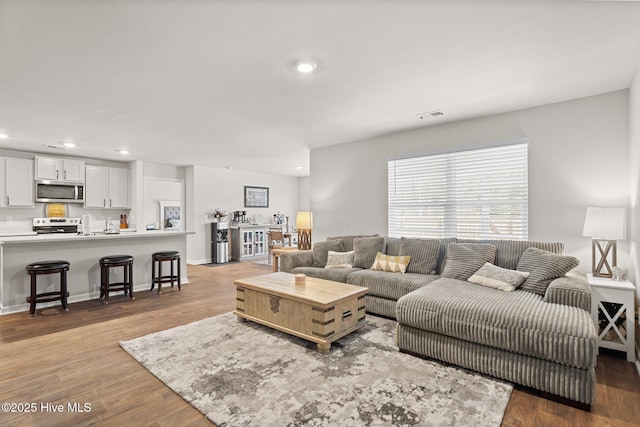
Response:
[234,272,367,353]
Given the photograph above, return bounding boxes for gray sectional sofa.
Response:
[280,235,597,406]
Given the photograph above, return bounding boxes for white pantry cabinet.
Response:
[85,166,129,208]
[35,156,85,182]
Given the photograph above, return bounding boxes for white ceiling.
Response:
[1,1,640,177]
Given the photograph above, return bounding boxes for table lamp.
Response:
[582,207,626,278]
[296,211,313,250]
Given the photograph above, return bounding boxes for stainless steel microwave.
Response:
[35,181,84,203]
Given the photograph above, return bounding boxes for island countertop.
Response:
[0,230,193,245]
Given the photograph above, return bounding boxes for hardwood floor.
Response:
[0,262,638,426]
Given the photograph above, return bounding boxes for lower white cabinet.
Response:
[231,226,267,260]
[0,157,34,207]
[85,166,129,208]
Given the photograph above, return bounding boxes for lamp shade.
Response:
[582,207,626,240]
[295,211,313,229]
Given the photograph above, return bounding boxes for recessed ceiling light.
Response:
[295,165,303,170]
[63,142,76,148]
[0,133,10,139]
[293,59,318,74]
[118,149,130,155]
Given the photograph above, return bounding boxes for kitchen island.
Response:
[0,230,193,314]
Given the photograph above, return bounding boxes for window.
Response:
[388,142,528,240]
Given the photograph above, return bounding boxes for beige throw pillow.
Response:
[468,262,530,291]
[325,250,355,269]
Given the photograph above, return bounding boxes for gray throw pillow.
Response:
[353,236,386,268]
[516,247,580,296]
[398,237,440,274]
[441,243,497,281]
[312,239,345,267]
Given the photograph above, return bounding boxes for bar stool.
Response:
[99,255,134,304]
[150,251,181,294]
[25,260,70,317]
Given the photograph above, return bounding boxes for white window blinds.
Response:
[388,142,528,240]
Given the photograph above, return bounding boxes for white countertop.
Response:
[0,230,194,245]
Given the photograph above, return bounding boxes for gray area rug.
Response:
[120,313,513,427]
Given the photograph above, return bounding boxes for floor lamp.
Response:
[582,207,626,278]
[296,211,313,250]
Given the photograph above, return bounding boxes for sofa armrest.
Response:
[543,269,591,312]
[280,250,313,273]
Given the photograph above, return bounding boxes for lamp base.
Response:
[592,238,617,278]
[298,229,312,250]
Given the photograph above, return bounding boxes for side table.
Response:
[587,273,636,362]
[271,247,298,272]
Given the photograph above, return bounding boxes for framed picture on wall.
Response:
[159,200,182,230]
[244,186,269,208]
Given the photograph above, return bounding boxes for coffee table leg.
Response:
[317,342,331,353]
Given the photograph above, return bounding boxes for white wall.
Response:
[310,90,630,271]
[630,62,640,362]
[187,165,299,264]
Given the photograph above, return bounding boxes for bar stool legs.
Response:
[99,255,135,304]
[150,251,181,295]
[25,260,70,317]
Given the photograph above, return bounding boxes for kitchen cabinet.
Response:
[85,166,129,208]
[35,156,85,182]
[0,158,34,207]
[230,226,267,260]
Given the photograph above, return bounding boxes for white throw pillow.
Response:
[325,250,355,269]
[468,262,530,292]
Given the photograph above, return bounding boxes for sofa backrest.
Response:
[456,239,564,270]
[325,235,565,273]
[327,235,379,252]
[384,236,455,275]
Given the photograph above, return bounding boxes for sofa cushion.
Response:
[468,262,530,291]
[290,266,361,283]
[371,252,411,273]
[456,239,565,270]
[516,247,580,295]
[398,237,440,275]
[396,278,597,369]
[353,236,386,268]
[325,250,354,269]
[384,237,402,256]
[347,269,438,301]
[441,243,496,280]
[312,240,345,267]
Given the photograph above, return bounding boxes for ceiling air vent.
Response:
[416,110,444,120]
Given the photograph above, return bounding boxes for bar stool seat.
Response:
[25,260,70,317]
[150,251,181,294]
[99,255,134,304]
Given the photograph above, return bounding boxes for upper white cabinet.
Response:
[0,157,34,207]
[85,165,129,208]
[35,156,85,182]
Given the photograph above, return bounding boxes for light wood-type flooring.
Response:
[0,262,638,426]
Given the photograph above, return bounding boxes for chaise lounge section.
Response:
[280,235,597,406]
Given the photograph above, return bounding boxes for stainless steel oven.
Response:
[32,217,81,234]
